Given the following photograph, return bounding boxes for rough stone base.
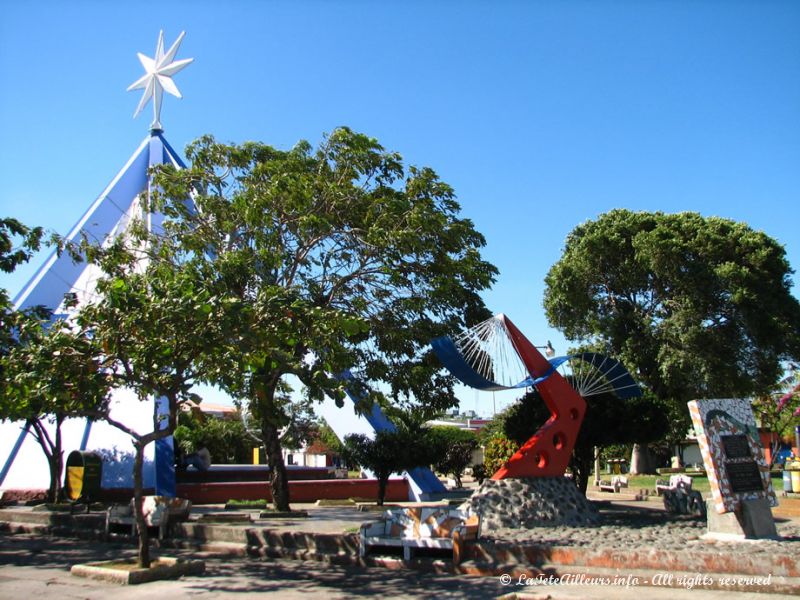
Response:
[462,477,599,532]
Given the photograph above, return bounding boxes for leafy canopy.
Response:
[148,127,497,415]
[544,209,800,408]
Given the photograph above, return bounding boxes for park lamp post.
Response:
[537,341,556,358]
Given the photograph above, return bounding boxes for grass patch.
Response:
[225,499,268,509]
[258,510,308,519]
[315,498,356,507]
[625,474,784,494]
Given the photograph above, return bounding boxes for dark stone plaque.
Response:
[725,460,763,493]
[721,434,753,460]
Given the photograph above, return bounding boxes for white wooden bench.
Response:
[359,506,480,564]
[105,495,191,540]
[598,475,628,493]
[655,474,704,516]
[655,474,692,496]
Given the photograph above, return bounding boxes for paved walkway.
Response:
[2,493,799,598]
[0,532,794,599]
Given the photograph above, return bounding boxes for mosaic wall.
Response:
[688,398,777,514]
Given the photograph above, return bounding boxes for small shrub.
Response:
[483,435,519,475]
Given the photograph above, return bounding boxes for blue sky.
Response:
[1,1,798,416]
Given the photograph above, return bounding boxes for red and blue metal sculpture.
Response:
[432,314,641,479]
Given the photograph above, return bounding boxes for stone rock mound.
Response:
[463,477,600,532]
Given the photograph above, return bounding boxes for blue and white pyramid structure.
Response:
[0,30,446,501]
[0,128,445,499]
[0,131,185,494]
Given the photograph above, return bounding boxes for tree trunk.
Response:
[571,445,594,494]
[377,475,388,506]
[262,418,291,512]
[630,443,653,475]
[47,454,61,504]
[29,417,64,504]
[132,441,151,568]
[52,416,64,503]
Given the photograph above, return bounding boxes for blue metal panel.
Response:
[79,421,92,451]
[147,135,176,497]
[157,132,187,168]
[153,395,176,497]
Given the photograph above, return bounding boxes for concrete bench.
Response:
[105,495,191,540]
[655,474,692,496]
[359,506,480,564]
[655,475,705,516]
[598,475,628,493]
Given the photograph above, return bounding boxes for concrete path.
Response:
[0,532,794,599]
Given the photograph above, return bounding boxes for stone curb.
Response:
[70,556,205,585]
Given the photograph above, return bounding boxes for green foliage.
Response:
[502,387,668,491]
[751,363,800,465]
[0,217,43,275]
[2,314,109,422]
[483,434,519,475]
[471,463,487,483]
[427,426,478,487]
[71,218,236,566]
[174,412,254,464]
[544,209,800,440]
[342,428,432,504]
[316,419,345,455]
[0,312,110,503]
[1,218,45,372]
[0,219,103,503]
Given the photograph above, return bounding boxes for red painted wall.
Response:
[2,478,411,505]
[176,478,411,504]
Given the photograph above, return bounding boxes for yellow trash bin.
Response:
[64,451,102,502]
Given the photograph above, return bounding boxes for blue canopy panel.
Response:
[432,337,641,399]
[431,336,555,391]
[572,352,642,399]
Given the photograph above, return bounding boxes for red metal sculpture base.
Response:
[491,315,586,479]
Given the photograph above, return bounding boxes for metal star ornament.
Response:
[127,30,193,131]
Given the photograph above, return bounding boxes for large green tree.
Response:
[544,210,800,439]
[138,128,496,511]
[427,426,478,488]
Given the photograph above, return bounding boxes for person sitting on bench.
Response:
[182,446,211,471]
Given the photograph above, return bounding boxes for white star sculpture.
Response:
[127,30,193,131]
